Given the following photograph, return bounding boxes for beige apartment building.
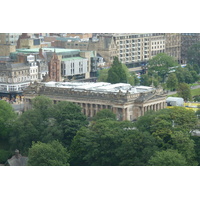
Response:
[112,33,165,66]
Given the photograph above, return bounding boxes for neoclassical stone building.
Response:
[23,82,167,121]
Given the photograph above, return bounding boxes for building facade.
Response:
[0,62,30,101]
[10,47,98,81]
[51,33,166,67]
[164,33,200,64]
[23,81,167,121]
[0,33,22,45]
[0,44,16,56]
[0,53,41,101]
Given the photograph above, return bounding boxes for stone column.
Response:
[90,104,94,117]
[122,108,126,121]
[79,103,83,113]
[141,107,144,116]
[94,104,97,116]
[85,103,88,117]
[112,107,116,114]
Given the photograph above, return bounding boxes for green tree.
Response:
[116,131,158,166]
[169,106,197,132]
[122,64,139,85]
[0,100,16,139]
[140,74,151,86]
[31,95,53,119]
[191,136,200,165]
[175,66,186,83]
[193,64,200,74]
[70,119,158,166]
[97,68,109,82]
[148,53,178,82]
[190,70,199,82]
[107,57,127,84]
[166,73,178,91]
[9,109,44,154]
[171,131,197,165]
[93,109,116,121]
[70,120,137,166]
[70,119,122,166]
[135,107,198,159]
[177,83,192,101]
[28,140,70,166]
[51,101,88,147]
[184,70,194,84]
[148,149,187,166]
[9,97,88,154]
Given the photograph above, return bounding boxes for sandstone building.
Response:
[50,33,200,67]
[164,33,200,64]
[23,81,167,121]
[0,33,22,45]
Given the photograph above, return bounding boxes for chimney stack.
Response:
[15,149,20,159]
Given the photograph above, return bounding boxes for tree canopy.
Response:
[93,109,116,121]
[0,100,16,139]
[148,149,187,166]
[177,83,192,101]
[28,140,70,166]
[166,73,178,91]
[148,53,178,82]
[135,107,198,165]
[70,119,158,166]
[9,96,88,154]
[107,57,128,84]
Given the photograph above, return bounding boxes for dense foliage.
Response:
[148,53,178,82]
[9,96,88,154]
[28,140,70,166]
[99,57,139,85]
[1,93,200,166]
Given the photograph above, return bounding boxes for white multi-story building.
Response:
[27,55,39,82]
[61,57,88,78]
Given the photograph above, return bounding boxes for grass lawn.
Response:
[191,88,200,96]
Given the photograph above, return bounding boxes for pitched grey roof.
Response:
[6,154,28,166]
